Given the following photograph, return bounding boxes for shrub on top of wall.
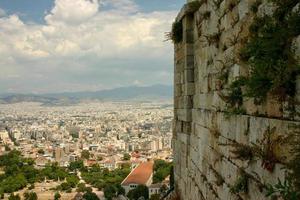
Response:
[165,21,183,44]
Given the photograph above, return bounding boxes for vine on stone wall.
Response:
[264,124,300,200]
[230,171,249,194]
[229,0,300,106]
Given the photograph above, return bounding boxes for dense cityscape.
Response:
[0,101,173,200]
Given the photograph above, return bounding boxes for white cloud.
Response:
[0,0,176,93]
[45,0,100,25]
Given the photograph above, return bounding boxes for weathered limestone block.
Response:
[238,0,251,20]
[174,73,181,85]
[248,116,270,144]
[218,158,240,188]
[265,97,283,118]
[195,42,218,68]
[243,98,259,115]
[257,1,277,17]
[194,93,214,109]
[182,95,193,109]
[175,60,184,73]
[192,108,215,127]
[245,160,285,187]
[219,5,239,31]
[177,108,192,122]
[214,46,236,71]
[195,77,209,94]
[201,10,220,37]
[182,82,195,95]
[184,69,194,83]
[216,112,249,141]
[212,91,227,111]
[174,84,182,97]
[247,179,268,200]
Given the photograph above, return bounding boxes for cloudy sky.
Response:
[0,0,184,94]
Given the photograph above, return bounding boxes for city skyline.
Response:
[0,0,184,94]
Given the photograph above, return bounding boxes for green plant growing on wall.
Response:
[266,178,300,200]
[217,69,229,89]
[230,172,249,194]
[251,127,281,173]
[204,32,221,47]
[264,124,300,199]
[212,0,222,10]
[234,1,300,104]
[220,139,254,161]
[250,0,262,13]
[218,76,248,116]
[165,21,183,44]
[202,11,211,20]
[230,142,254,161]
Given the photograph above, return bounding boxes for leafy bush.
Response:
[127,185,149,200]
[266,179,300,200]
[230,173,249,194]
[23,191,37,200]
[235,1,300,104]
[153,160,173,183]
[165,21,183,44]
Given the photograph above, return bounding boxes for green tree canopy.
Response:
[69,160,84,171]
[127,185,149,200]
[8,193,21,200]
[54,192,61,200]
[123,153,131,161]
[23,191,37,200]
[153,160,173,183]
[104,185,116,200]
[82,191,99,200]
[37,149,44,155]
[81,150,90,160]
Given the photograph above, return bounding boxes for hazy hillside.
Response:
[0,85,173,104]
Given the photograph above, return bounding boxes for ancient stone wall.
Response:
[173,0,300,199]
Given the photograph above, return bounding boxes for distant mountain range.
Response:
[0,85,173,105]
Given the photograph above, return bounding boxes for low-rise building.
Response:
[121,161,153,194]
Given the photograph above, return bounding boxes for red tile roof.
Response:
[121,162,153,185]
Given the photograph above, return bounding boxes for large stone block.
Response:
[182,82,195,95]
[177,109,193,122]
[194,93,214,109]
